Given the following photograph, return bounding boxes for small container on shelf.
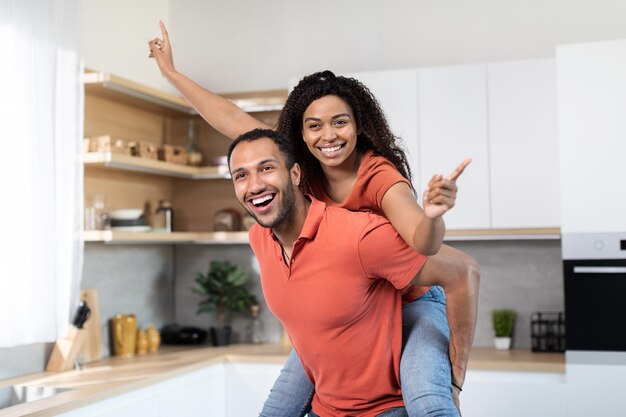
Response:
[88,135,131,155]
[531,311,566,352]
[129,141,158,160]
[158,144,188,165]
[155,200,174,232]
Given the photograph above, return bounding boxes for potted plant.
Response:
[491,309,517,350]
[193,260,259,346]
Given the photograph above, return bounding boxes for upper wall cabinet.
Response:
[557,39,626,233]
[344,69,421,191]
[418,64,491,230]
[347,60,561,237]
[487,59,560,229]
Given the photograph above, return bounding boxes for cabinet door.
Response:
[418,64,490,229]
[157,363,226,417]
[345,70,421,190]
[557,39,626,233]
[461,370,566,417]
[56,388,158,417]
[224,362,283,417]
[488,59,560,228]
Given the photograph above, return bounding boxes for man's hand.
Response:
[422,158,471,219]
[148,20,176,79]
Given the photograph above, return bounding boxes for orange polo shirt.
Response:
[249,198,428,417]
[311,150,431,302]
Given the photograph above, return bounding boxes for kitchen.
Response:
[1,0,625,416]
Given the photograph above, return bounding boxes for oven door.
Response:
[564,259,626,351]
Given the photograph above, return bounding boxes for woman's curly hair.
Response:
[276,70,413,192]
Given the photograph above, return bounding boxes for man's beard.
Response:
[246,181,297,230]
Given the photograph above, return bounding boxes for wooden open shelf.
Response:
[84,152,231,179]
[84,230,250,244]
[83,71,196,116]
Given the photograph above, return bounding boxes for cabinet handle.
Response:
[573,266,626,274]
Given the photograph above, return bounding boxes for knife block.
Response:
[46,326,86,372]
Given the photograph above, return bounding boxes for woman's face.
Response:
[301,95,358,169]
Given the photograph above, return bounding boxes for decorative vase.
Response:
[210,326,232,346]
[494,336,512,350]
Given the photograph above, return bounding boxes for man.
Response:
[228,128,473,417]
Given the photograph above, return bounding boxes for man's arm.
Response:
[408,244,480,400]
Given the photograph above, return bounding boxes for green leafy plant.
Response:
[193,260,259,329]
[491,309,517,337]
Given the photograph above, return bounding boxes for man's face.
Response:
[229,137,300,229]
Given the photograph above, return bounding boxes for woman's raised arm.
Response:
[148,21,269,140]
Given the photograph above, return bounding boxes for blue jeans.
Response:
[258,286,459,417]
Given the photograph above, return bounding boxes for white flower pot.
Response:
[494,336,512,350]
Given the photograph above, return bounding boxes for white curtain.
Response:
[0,0,83,347]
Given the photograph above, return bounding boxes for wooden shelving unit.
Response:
[83,152,230,179]
[83,230,249,244]
[83,71,196,116]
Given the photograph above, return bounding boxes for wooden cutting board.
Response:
[80,288,103,362]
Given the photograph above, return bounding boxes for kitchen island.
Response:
[0,344,564,417]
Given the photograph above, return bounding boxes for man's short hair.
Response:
[228,128,297,171]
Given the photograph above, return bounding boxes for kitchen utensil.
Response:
[111,314,137,357]
[46,302,91,372]
[79,289,103,362]
[71,301,91,329]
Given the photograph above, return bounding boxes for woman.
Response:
[149,22,479,417]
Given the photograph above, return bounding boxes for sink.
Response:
[0,385,74,410]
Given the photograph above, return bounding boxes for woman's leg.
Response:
[259,349,315,417]
[400,286,460,417]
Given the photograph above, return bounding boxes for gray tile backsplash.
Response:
[446,240,563,348]
[1,239,563,381]
[80,243,176,357]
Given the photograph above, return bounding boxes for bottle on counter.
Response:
[147,324,161,352]
[136,329,148,355]
[155,200,174,233]
[247,305,265,344]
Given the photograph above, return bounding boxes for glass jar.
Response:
[155,200,174,233]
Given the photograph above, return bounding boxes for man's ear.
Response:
[291,163,302,186]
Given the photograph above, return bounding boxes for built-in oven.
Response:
[563,233,626,351]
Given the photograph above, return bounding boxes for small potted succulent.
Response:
[491,309,517,350]
[193,260,258,346]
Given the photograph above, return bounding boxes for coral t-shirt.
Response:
[249,198,428,416]
[311,150,431,301]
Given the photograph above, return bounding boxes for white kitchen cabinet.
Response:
[461,370,566,417]
[57,364,226,417]
[224,362,283,417]
[557,39,626,233]
[487,59,560,229]
[56,387,159,417]
[157,363,226,417]
[418,64,491,229]
[344,69,421,191]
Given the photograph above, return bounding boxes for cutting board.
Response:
[80,288,103,362]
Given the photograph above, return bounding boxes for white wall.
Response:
[79,0,173,93]
[167,0,626,93]
[80,0,626,94]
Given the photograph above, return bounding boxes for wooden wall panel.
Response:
[84,95,167,144]
[171,179,240,232]
[84,166,173,225]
